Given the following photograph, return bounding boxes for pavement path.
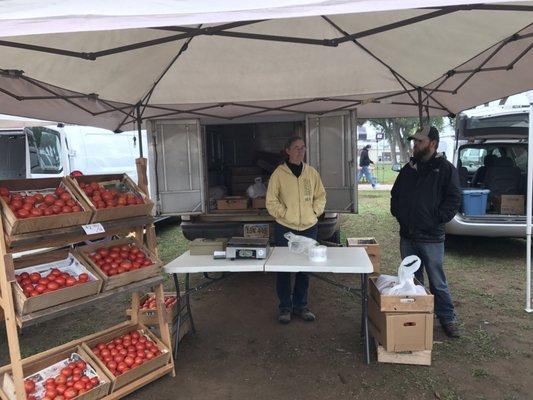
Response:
[358,184,392,191]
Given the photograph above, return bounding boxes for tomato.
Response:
[107,360,117,371]
[73,381,85,391]
[44,388,57,398]
[0,187,9,197]
[24,379,36,394]
[110,252,120,260]
[80,376,90,383]
[62,206,73,213]
[134,356,144,366]
[29,272,41,283]
[30,208,43,217]
[108,268,118,276]
[97,248,109,257]
[117,362,128,372]
[72,205,82,212]
[54,276,67,287]
[145,351,155,360]
[10,200,23,210]
[66,277,77,286]
[24,196,36,204]
[61,367,73,377]
[45,378,56,386]
[78,273,89,283]
[54,199,66,207]
[51,205,62,214]
[143,260,153,267]
[124,356,135,367]
[66,380,74,388]
[17,209,30,220]
[100,349,110,357]
[90,377,100,386]
[85,382,94,390]
[35,284,46,294]
[60,192,72,201]
[131,331,140,339]
[119,348,128,357]
[44,194,56,205]
[47,281,60,291]
[114,355,124,364]
[64,388,78,399]
[72,367,83,376]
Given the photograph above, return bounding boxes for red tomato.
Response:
[29,272,41,283]
[47,281,60,291]
[55,186,65,195]
[35,284,46,294]
[90,377,100,386]
[54,199,65,207]
[78,273,89,282]
[60,367,72,377]
[62,206,73,213]
[145,351,155,360]
[51,205,62,214]
[44,194,56,205]
[117,362,128,372]
[44,388,57,398]
[131,331,140,339]
[100,349,110,357]
[60,192,72,201]
[63,388,78,399]
[54,276,67,287]
[24,379,36,394]
[134,356,144,366]
[72,367,83,376]
[80,376,90,383]
[107,360,117,371]
[108,268,118,276]
[55,375,67,385]
[73,381,85,391]
[10,200,23,210]
[143,260,153,267]
[85,382,94,390]
[30,208,43,217]
[43,207,55,216]
[72,205,82,212]
[66,199,76,207]
[45,378,56,386]
[66,277,77,286]
[124,356,135,367]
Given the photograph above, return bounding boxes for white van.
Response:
[146,113,357,242]
[445,106,529,237]
[0,123,146,182]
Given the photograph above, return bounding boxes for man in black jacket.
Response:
[358,145,377,188]
[391,126,462,338]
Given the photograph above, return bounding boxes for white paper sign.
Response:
[82,223,105,235]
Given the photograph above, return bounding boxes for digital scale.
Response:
[224,237,270,260]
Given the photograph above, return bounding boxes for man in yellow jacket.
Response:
[266,136,326,324]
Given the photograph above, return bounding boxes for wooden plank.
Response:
[145,224,159,258]
[0,217,27,400]
[16,275,164,328]
[6,215,153,253]
[130,292,140,325]
[154,284,175,377]
[135,157,149,195]
[102,363,174,400]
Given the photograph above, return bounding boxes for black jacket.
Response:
[359,148,373,167]
[391,153,461,242]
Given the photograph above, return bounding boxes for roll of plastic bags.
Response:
[284,232,318,254]
[382,255,426,295]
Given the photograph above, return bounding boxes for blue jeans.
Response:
[275,222,318,312]
[400,238,457,325]
[358,166,376,187]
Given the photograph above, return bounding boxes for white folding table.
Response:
[164,247,374,364]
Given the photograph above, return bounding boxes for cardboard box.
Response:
[189,238,227,255]
[0,177,92,236]
[1,345,111,400]
[67,174,154,223]
[126,292,179,326]
[346,237,380,273]
[376,345,431,366]
[494,194,525,215]
[252,197,266,209]
[12,249,102,315]
[368,295,434,352]
[369,276,434,313]
[216,196,249,210]
[82,323,171,392]
[76,237,162,291]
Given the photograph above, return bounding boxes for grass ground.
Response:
[1,191,531,399]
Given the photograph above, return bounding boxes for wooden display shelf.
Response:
[102,363,174,399]
[16,275,164,328]
[5,215,153,253]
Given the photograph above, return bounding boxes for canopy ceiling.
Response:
[0,1,532,130]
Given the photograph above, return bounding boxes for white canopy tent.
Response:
[0,0,532,311]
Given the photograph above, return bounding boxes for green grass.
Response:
[359,163,399,185]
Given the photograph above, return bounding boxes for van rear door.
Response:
[457,110,529,140]
[306,112,357,213]
[0,129,26,179]
[148,120,205,215]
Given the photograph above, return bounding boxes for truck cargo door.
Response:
[148,120,205,215]
[306,111,357,213]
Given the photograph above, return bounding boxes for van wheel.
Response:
[327,229,341,245]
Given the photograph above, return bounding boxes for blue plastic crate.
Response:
[461,189,490,216]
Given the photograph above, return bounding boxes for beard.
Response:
[412,145,432,162]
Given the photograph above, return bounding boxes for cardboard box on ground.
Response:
[346,237,380,274]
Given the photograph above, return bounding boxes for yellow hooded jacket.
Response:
[266,162,327,231]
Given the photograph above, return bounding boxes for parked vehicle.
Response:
[0,121,146,181]
[446,106,529,237]
[147,113,358,242]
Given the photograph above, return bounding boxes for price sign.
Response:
[82,223,105,235]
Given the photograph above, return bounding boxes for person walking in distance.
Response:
[358,144,377,188]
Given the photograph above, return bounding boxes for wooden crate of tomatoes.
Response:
[127,293,178,326]
[76,238,162,291]
[82,324,171,391]
[12,249,103,315]
[0,178,92,236]
[66,174,154,223]
[1,345,111,400]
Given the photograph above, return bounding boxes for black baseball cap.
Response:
[408,126,440,142]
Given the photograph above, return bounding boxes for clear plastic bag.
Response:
[247,177,267,198]
[382,255,427,296]
[284,232,318,254]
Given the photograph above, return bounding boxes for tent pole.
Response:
[417,88,423,125]
[526,101,533,313]
[136,103,143,158]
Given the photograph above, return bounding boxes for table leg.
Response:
[360,273,370,364]
[172,273,181,361]
[185,273,197,334]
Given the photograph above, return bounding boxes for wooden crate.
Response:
[346,237,380,274]
[376,345,432,366]
[66,174,154,223]
[12,249,102,315]
[0,345,111,400]
[369,275,434,313]
[0,177,92,236]
[82,323,171,392]
[76,237,163,291]
[126,292,178,326]
[216,196,249,210]
[251,197,266,209]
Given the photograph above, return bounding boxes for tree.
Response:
[366,117,446,164]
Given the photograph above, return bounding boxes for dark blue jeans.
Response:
[400,238,457,325]
[275,222,318,312]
